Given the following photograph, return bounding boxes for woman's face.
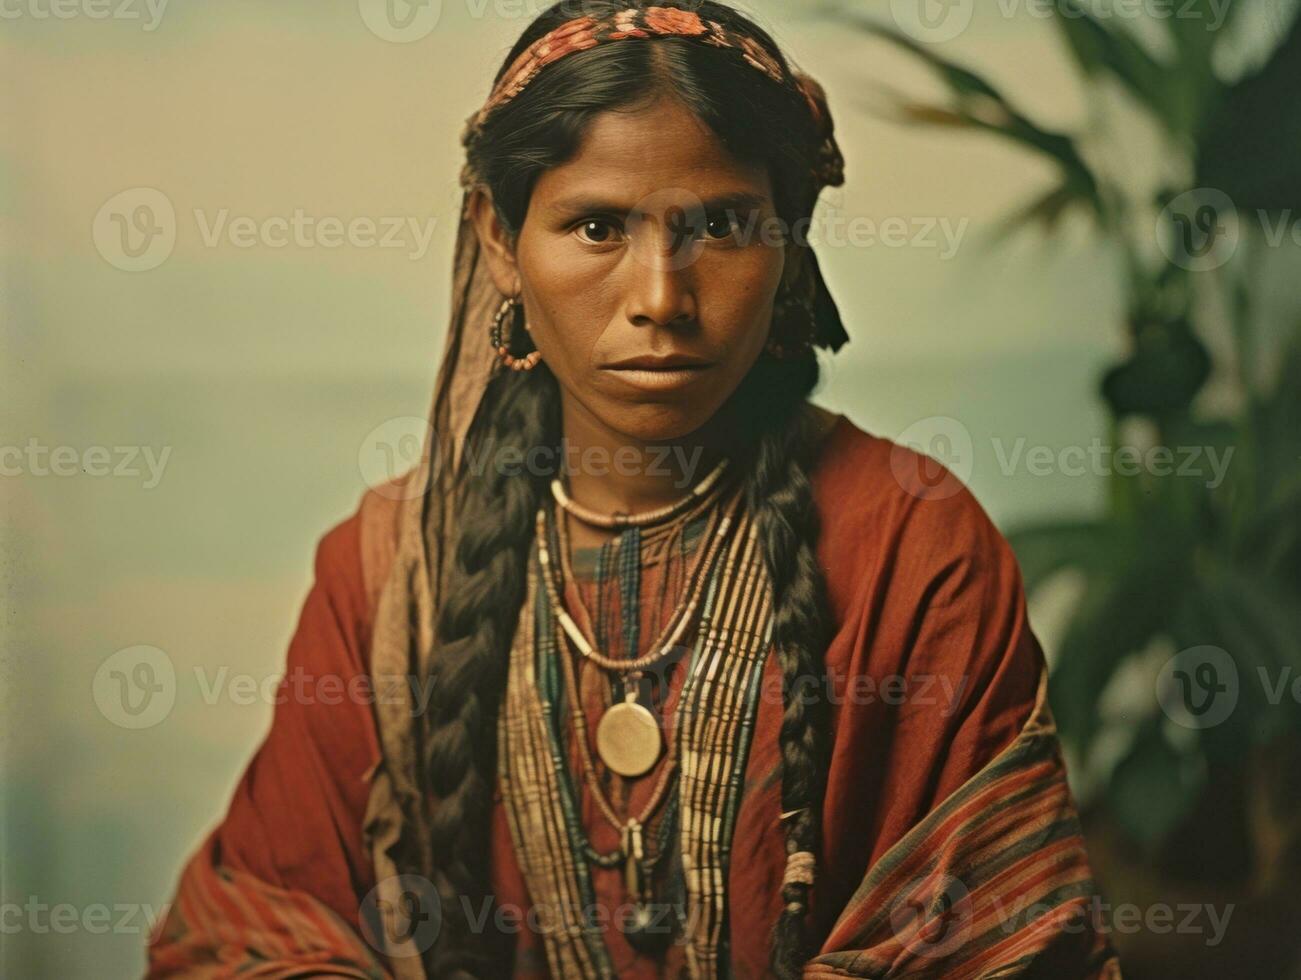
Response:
[473,95,790,445]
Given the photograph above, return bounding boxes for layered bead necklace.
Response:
[532,455,740,951]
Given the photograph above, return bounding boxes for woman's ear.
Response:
[467,187,520,296]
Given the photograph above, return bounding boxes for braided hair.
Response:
[422,3,833,975]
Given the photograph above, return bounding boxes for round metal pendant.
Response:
[595,700,663,777]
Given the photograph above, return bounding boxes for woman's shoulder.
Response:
[808,406,983,514]
[297,475,410,665]
[807,406,1021,594]
[807,409,1041,735]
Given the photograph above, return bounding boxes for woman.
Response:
[148,3,1121,977]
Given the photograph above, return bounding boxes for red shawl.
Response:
[147,414,1121,978]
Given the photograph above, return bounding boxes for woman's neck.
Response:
[556,401,729,531]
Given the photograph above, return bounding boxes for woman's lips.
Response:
[601,363,715,391]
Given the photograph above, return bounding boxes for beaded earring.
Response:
[490,294,542,371]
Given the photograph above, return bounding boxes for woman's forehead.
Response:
[531,98,773,210]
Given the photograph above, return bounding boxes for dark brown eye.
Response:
[575,218,622,245]
[703,212,740,241]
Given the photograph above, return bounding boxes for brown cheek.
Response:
[515,236,601,369]
[707,251,781,341]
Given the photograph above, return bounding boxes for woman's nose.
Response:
[624,217,700,328]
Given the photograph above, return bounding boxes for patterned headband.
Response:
[459,5,845,192]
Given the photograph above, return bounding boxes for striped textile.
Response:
[146,829,391,979]
[498,534,609,977]
[675,490,776,976]
[496,489,775,978]
[804,672,1121,979]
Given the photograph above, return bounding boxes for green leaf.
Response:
[1245,476,1301,573]
[1108,720,1205,848]
[1006,519,1113,593]
[1099,316,1212,419]
[839,17,1103,221]
[988,176,1098,240]
[1196,13,1301,208]
[1203,565,1301,675]
[1053,0,1190,136]
[1048,547,1191,747]
[1164,0,1231,133]
[829,10,1010,102]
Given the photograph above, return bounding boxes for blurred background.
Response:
[3,0,1299,976]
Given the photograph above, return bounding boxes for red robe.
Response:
[147,414,1120,978]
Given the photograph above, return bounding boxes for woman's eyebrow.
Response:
[548,190,769,217]
[695,191,769,214]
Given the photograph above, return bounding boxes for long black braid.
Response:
[422,366,561,977]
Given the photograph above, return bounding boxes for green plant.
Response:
[828,1,1301,855]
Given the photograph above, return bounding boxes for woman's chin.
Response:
[591,400,716,447]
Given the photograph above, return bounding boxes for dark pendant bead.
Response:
[621,900,676,955]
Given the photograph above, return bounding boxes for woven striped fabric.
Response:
[498,540,607,977]
[497,491,773,978]
[804,672,1121,979]
[675,492,775,976]
[146,829,390,979]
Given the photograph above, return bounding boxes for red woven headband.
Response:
[460,5,845,190]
